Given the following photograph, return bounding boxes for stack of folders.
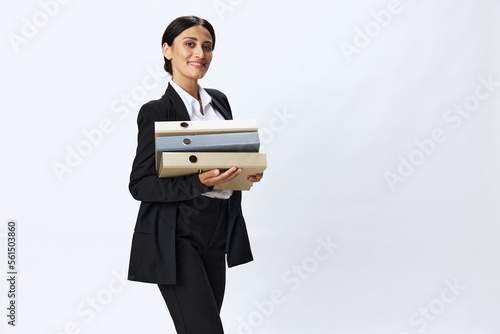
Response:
[154,120,267,190]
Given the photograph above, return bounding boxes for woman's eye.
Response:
[203,45,213,51]
[185,42,195,47]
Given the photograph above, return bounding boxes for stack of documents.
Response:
[154,120,267,190]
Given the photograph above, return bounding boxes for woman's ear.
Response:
[162,43,171,60]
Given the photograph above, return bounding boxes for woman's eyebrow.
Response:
[182,36,212,43]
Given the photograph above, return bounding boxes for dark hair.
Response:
[161,16,216,75]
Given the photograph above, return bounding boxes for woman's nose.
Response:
[194,45,206,58]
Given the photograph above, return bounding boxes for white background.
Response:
[1,0,499,333]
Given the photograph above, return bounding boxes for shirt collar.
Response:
[169,80,212,118]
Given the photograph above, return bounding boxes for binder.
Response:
[155,132,260,170]
[155,120,258,137]
[158,152,267,190]
[156,132,260,152]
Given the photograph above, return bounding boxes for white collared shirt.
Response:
[169,80,233,199]
[169,80,224,121]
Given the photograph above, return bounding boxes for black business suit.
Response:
[127,83,253,333]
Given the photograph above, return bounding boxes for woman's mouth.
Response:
[188,61,205,69]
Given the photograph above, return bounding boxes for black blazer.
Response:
[127,84,253,284]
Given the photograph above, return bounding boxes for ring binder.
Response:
[154,120,267,190]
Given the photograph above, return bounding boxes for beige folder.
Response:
[155,120,258,137]
[158,152,267,190]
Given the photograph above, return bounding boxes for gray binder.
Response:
[156,131,260,152]
[155,132,260,171]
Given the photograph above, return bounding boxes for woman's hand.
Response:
[247,172,263,183]
[198,167,242,187]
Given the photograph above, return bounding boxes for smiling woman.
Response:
[163,25,214,115]
[126,15,263,334]
[161,17,216,103]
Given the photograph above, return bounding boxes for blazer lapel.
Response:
[161,83,232,121]
[161,84,190,121]
[209,94,232,120]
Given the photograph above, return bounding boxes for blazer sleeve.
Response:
[128,100,213,203]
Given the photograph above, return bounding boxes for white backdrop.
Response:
[1,0,499,333]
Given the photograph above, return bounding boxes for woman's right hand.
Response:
[198,167,242,187]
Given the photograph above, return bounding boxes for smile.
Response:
[188,61,205,67]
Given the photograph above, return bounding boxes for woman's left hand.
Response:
[247,172,264,183]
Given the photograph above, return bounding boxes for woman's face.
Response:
[163,25,214,85]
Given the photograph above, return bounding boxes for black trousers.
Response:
[158,196,229,334]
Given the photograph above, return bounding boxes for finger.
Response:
[200,169,220,179]
[248,173,263,182]
[214,168,242,185]
[199,169,220,186]
[216,167,242,183]
[200,167,241,186]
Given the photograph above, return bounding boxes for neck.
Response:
[172,76,199,99]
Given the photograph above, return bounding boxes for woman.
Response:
[127,16,263,334]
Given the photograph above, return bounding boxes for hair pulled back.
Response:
[161,16,216,75]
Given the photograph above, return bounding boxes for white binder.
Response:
[155,120,258,136]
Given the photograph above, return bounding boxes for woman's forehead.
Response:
[177,25,213,42]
